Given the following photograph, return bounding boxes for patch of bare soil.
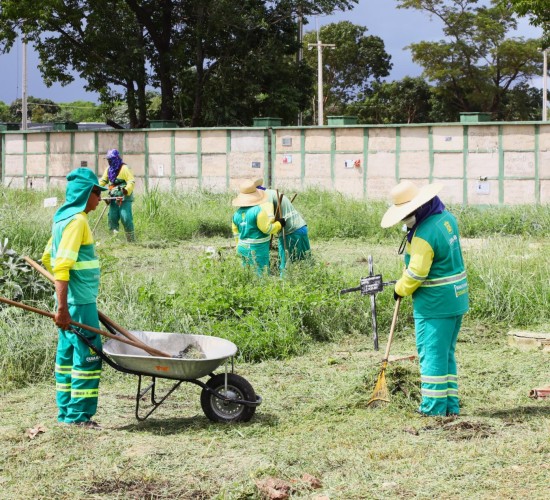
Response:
[85,478,208,499]
[423,418,496,440]
[256,473,322,499]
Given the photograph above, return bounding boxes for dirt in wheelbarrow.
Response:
[173,342,206,359]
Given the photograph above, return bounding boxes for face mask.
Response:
[402,214,416,229]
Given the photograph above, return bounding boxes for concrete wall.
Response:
[1,122,549,205]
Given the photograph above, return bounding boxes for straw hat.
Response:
[381,180,443,228]
[232,179,268,207]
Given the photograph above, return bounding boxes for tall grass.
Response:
[0,185,548,390]
[1,185,548,244]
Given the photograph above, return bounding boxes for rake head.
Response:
[367,364,390,408]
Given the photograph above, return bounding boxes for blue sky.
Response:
[0,0,543,105]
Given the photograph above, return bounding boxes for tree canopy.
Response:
[506,0,549,47]
[302,21,392,122]
[397,0,543,120]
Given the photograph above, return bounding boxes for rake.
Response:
[367,297,401,407]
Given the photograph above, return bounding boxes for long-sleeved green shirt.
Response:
[396,211,469,318]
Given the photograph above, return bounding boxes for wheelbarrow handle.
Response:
[0,295,141,350]
[22,256,171,358]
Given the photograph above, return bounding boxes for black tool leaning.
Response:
[340,255,396,351]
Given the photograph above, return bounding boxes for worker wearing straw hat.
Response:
[42,168,107,429]
[254,179,311,272]
[231,179,284,275]
[382,180,469,417]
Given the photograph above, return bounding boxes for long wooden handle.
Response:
[92,202,109,233]
[22,256,171,358]
[0,295,142,350]
[96,312,171,358]
[382,297,401,362]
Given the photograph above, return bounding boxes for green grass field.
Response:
[0,188,548,498]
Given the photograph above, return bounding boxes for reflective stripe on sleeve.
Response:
[406,268,427,282]
[55,248,79,261]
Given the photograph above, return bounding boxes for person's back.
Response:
[264,189,306,235]
[259,185,311,269]
[231,180,283,275]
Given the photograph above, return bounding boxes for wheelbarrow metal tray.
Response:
[103,331,237,380]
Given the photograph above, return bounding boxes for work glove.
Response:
[393,290,403,301]
[275,217,286,228]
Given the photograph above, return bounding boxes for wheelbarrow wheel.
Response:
[201,373,256,423]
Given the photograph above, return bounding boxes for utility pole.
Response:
[308,29,335,126]
[543,48,548,122]
[22,36,28,130]
[297,9,303,126]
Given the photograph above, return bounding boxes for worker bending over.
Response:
[232,179,284,275]
[255,179,311,271]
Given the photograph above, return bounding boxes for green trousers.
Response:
[108,199,135,241]
[55,303,102,423]
[278,226,311,270]
[237,241,270,276]
[415,315,462,416]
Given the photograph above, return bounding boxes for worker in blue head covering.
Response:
[99,149,136,242]
[42,167,107,429]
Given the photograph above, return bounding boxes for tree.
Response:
[349,77,434,124]
[506,0,549,48]
[0,0,150,128]
[59,102,103,123]
[0,1,358,126]
[8,97,60,123]
[302,21,392,121]
[397,0,543,120]
[0,101,15,122]
[175,0,317,126]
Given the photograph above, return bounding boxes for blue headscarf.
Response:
[106,149,123,183]
[406,195,446,242]
[53,168,106,223]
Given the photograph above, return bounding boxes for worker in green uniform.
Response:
[381,180,469,417]
[255,179,311,271]
[42,167,107,429]
[99,149,136,242]
[231,179,284,275]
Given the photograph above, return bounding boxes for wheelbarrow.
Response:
[78,328,262,423]
[0,294,261,424]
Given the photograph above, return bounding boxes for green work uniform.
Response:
[396,210,469,416]
[264,189,311,270]
[100,164,136,242]
[44,215,103,423]
[232,203,281,275]
[42,168,105,424]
